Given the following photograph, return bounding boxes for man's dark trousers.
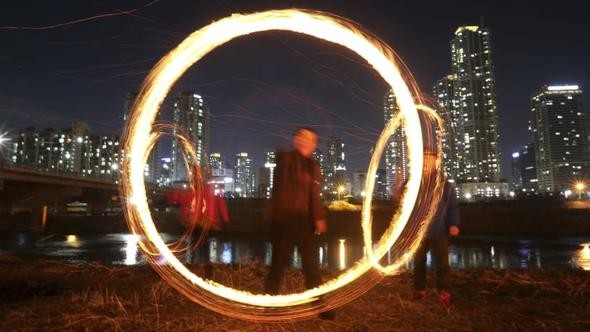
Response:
[413,236,450,291]
[265,215,321,294]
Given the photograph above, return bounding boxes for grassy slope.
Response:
[1,255,589,331]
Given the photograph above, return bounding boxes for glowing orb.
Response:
[121,9,429,321]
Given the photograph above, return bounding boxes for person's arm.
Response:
[310,160,327,233]
[217,196,229,224]
[446,183,460,236]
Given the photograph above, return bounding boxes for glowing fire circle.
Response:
[121,9,425,321]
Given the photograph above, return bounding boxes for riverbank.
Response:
[0,255,589,331]
[2,199,590,238]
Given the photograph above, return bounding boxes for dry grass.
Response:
[0,255,589,331]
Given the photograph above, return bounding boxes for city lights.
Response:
[0,132,8,146]
[3,2,590,329]
[337,185,345,200]
[547,85,579,91]
[574,181,587,199]
[121,9,427,321]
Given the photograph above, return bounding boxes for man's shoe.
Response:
[319,309,336,320]
[413,290,427,300]
[439,290,451,307]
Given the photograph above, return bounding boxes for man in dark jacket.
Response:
[413,165,460,307]
[265,127,327,295]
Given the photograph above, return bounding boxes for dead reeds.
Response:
[0,255,588,331]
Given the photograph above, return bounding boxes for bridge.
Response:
[0,165,169,228]
[0,165,118,191]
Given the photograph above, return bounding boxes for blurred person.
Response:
[264,127,334,319]
[411,152,460,307]
[203,183,230,231]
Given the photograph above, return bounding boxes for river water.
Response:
[0,233,590,270]
[1,232,589,271]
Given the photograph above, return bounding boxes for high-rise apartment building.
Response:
[12,122,93,175]
[326,134,348,197]
[375,169,388,200]
[171,92,209,182]
[351,169,388,199]
[384,90,408,196]
[124,92,160,183]
[36,128,60,172]
[258,149,276,198]
[530,84,589,193]
[434,75,459,179]
[209,152,224,175]
[511,143,538,193]
[66,121,92,174]
[207,152,234,196]
[312,149,329,197]
[12,127,38,166]
[234,152,254,197]
[159,157,172,186]
[450,25,501,182]
[312,149,326,177]
[89,134,121,180]
[352,170,366,197]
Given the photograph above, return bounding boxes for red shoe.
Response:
[439,290,451,307]
[413,290,427,300]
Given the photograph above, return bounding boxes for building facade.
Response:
[326,135,348,198]
[312,149,327,195]
[233,152,255,197]
[209,152,224,173]
[450,25,501,182]
[511,143,538,193]
[88,134,120,180]
[171,92,210,182]
[257,149,276,199]
[124,92,160,184]
[434,75,459,180]
[352,168,388,199]
[384,90,408,197]
[530,85,589,193]
[11,122,122,180]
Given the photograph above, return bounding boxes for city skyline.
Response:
[7,77,589,197]
[1,1,589,183]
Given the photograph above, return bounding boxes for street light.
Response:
[0,132,10,165]
[337,185,345,201]
[575,181,587,200]
[464,193,472,202]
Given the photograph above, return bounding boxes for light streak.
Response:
[121,9,438,321]
[0,0,162,31]
[361,104,446,275]
[338,239,347,270]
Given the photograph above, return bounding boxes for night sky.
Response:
[1,0,589,180]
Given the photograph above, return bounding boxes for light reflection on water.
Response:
[1,233,590,271]
[123,234,140,266]
[574,243,590,270]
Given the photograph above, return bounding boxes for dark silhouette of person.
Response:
[412,153,460,307]
[264,127,334,319]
